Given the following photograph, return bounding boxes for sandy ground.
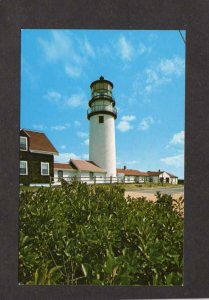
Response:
[124,191,184,202]
[125,191,184,217]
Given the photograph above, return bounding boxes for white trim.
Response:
[20,160,28,175]
[41,162,50,176]
[30,183,50,187]
[75,170,107,173]
[20,129,30,137]
[30,149,58,155]
[20,136,28,151]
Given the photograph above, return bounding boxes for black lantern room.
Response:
[87,76,117,120]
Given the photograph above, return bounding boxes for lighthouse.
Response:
[87,76,117,177]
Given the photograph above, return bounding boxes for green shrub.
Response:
[19,181,183,285]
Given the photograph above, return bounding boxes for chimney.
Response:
[124,165,126,170]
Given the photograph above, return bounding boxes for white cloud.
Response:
[60,145,66,150]
[170,131,184,145]
[51,125,66,131]
[117,121,133,132]
[130,56,185,100]
[127,160,137,165]
[159,57,184,76]
[83,40,95,57]
[138,116,154,131]
[77,131,88,138]
[82,138,89,146]
[118,36,133,61]
[55,152,80,163]
[21,56,39,87]
[81,153,89,160]
[55,152,89,163]
[45,90,85,109]
[144,85,152,93]
[38,31,95,78]
[77,131,89,145]
[145,69,171,87]
[121,115,136,121]
[161,154,184,167]
[74,120,81,127]
[66,92,85,107]
[138,43,152,55]
[117,115,136,132]
[51,123,71,131]
[33,124,46,131]
[45,91,62,103]
[65,65,82,78]
[38,30,81,63]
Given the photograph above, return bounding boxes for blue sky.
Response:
[21,29,185,178]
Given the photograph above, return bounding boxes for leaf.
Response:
[166,272,174,285]
[81,264,88,277]
[48,265,62,276]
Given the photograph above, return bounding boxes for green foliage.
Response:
[19,181,183,285]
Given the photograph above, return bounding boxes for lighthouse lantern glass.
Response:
[91,82,112,98]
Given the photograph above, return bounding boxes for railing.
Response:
[51,175,146,186]
[87,105,117,119]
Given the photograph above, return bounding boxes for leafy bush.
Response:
[19,181,183,285]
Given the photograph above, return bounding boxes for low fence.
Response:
[51,176,146,186]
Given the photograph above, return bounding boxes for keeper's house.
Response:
[147,171,178,184]
[19,129,58,186]
[54,160,107,184]
[117,166,148,183]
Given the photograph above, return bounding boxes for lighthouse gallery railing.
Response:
[87,105,117,117]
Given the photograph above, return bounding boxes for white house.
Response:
[117,167,148,183]
[54,159,107,184]
[147,171,178,184]
[54,163,178,185]
[159,171,178,184]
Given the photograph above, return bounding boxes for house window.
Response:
[20,136,27,151]
[58,170,63,181]
[20,161,28,175]
[41,162,50,175]
[99,116,104,123]
[89,172,94,180]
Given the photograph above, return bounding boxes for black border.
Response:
[1,0,209,299]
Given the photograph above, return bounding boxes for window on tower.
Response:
[99,116,104,123]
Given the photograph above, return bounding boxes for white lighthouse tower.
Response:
[87,76,117,177]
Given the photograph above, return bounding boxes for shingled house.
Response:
[20,129,58,186]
